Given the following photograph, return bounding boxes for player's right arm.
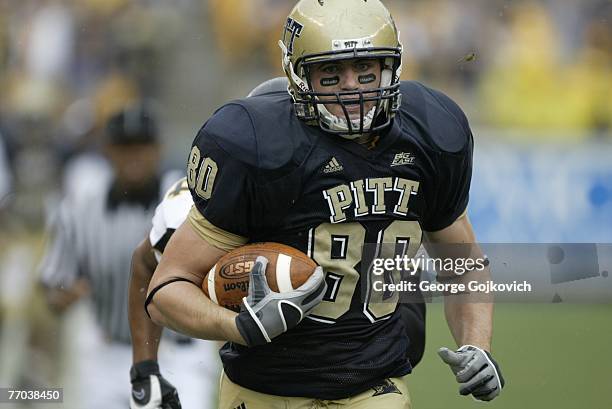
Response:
[149,216,326,348]
[146,107,258,344]
[146,220,244,343]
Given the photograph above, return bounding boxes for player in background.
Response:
[148,1,505,407]
[128,78,288,409]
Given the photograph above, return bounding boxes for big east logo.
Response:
[219,260,255,279]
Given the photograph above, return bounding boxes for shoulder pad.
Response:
[247,77,288,97]
[399,81,472,154]
[200,93,307,172]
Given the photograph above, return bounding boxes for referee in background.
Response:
[38,104,210,409]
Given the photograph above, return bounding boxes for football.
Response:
[202,242,319,312]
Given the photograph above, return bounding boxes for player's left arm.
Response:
[425,215,505,401]
[417,85,504,401]
[425,214,492,349]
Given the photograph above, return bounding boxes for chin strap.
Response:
[317,104,378,138]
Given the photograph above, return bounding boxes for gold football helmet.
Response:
[279,0,402,137]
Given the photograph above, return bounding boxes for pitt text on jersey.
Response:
[323,177,419,224]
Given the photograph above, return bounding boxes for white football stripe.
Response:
[207,265,218,304]
[307,228,313,257]
[276,254,293,292]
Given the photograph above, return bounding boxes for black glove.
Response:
[235,256,327,347]
[438,345,505,401]
[130,360,181,409]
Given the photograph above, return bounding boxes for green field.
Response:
[406,303,612,409]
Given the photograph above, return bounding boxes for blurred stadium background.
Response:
[0,0,610,408]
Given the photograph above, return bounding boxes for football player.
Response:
[128,81,428,409]
[147,1,504,408]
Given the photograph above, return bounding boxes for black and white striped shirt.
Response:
[39,172,177,344]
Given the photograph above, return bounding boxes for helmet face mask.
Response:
[303,56,400,136]
[279,0,402,139]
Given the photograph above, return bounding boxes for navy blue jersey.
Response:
[187,81,473,399]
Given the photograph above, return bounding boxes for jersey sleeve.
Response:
[187,104,260,240]
[421,92,474,232]
[38,199,82,287]
[149,177,193,260]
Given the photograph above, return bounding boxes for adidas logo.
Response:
[233,403,247,409]
[391,152,415,167]
[323,157,344,174]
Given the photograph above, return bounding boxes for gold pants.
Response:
[218,371,411,409]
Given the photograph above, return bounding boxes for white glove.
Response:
[438,345,505,401]
[235,256,326,346]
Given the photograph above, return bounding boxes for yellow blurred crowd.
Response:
[0,0,609,154]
